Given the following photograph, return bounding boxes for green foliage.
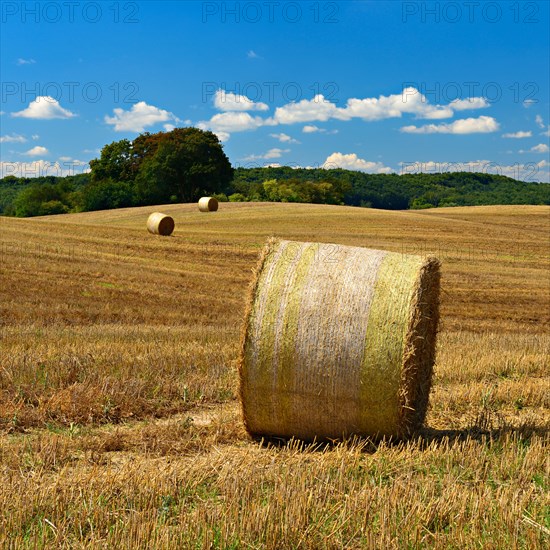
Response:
[13,184,53,217]
[410,198,434,209]
[0,176,22,216]
[212,193,229,202]
[0,128,233,217]
[262,179,299,202]
[1,149,549,217]
[260,177,350,204]
[88,128,234,207]
[12,179,80,217]
[40,200,69,215]
[0,173,88,216]
[89,139,133,183]
[79,178,134,212]
[131,128,233,204]
[228,193,247,202]
[231,167,550,210]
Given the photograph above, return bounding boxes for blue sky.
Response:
[1,0,549,181]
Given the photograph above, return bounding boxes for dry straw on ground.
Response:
[239,238,441,441]
[198,197,219,212]
[0,205,548,548]
[146,212,175,236]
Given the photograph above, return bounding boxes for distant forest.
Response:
[1,168,549,218]
[229,167,550,209]
[1,128,548,217]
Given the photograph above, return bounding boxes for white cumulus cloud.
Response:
[203,111,267,132]
[303,125,321,133]
[401,116,500,134]
[0,133,27,143]
[243,148,290,161]
[214,90,268,112]
[274,88,489,126]
[197,87,493,140]
[502,131,532,139]
[273,95,342,124]
[198,110,275,140]
[535,116,550,136]
[263,148,289,159]
[529,143,550,154]
[12,96,76,119]
[24,145,49,156]
[323,152,393,174]
[16,58,36,65]
[342,88,453,121]
[449,97,490,111]
[270,132,299,143]
[105,101,179,132]
[302,125,338,134]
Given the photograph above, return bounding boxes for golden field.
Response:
[0,203,548,548]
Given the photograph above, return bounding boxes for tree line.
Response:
[1,127,548,217]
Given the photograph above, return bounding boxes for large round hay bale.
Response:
[239,238,440,441]
[146,212,175,236]
[198,197,218,212]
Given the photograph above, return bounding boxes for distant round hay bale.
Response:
[239,238,440,441]
[146,212,175,236]
[198,197,219,212]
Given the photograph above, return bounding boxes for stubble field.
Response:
[0,203,548,548]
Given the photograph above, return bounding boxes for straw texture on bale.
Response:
[198,197,219,212]
[146,212,175,236]
[239,238,440,441]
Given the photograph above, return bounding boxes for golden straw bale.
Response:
[239,238,440,441]
[198,197,219,212]
[146,212,175,236]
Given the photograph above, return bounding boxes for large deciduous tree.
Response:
[89,139,133,183]
[134,128,233,203]
[89,128,233,205]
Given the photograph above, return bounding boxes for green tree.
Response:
[13,182,73,217]
[228,193,247,202]
[40,200,69,215]
[89,139,133,183]
[80,178,134,211]
[134,128,233,204]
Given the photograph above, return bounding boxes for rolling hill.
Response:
[0,203,548,547]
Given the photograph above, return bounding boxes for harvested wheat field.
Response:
[0,203,548,548]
